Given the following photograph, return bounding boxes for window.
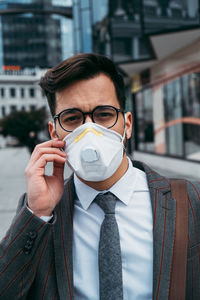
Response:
[182,73,200,161]
[81,9,92,52]
[164,80,184,157]
[10,88,16,98]
[21,88,25,98]
[29,88,35,97]
[10,105,16,112]
[80,0,89,9]
[144,6,156,17]
[1,88,4,98]
[171,8,182,18]
[113,38,132,61]
[135,89,154,152]
[1,106,5,116]
[30,105,36,111]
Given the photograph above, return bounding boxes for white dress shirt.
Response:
[73,157,153,300]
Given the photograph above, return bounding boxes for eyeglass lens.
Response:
[59,106,118,131]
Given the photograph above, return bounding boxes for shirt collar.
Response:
[74,157,148,210]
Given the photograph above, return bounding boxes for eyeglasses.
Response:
[54,105,124,132]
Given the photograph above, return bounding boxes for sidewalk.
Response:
[133,151,200,181]
[0,147,29,239]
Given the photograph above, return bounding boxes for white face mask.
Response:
[63,122,126,182]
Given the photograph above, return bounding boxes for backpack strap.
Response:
[168,179,188,300]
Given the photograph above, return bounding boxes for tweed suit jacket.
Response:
[0,161,200,300]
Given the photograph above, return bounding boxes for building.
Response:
[0,68,51,147]
[73,0,199,61]
[0,0,74,147]
[0,0,73,69]
[72,0,200,169]
[0,68,49,119]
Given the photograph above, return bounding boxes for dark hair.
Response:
[39,53,126,116]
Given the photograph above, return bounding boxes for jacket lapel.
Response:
[53,176,75,300]
[143,163,176,300]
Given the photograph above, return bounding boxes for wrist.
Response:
[27,202,53,218]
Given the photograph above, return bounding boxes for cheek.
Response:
[55,126,70,140]
[113,116,125,136]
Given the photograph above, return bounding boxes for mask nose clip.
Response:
[81,146,99,163]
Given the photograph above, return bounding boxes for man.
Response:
[0,53,199,300]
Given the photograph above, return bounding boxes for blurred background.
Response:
[0,0,200,238]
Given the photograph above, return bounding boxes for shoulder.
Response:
[131,159,200,194]
[186,179,200,194]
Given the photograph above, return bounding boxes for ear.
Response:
[125,112,132,139]
[48,121,58,140]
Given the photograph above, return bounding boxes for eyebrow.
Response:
[56,105,104,115]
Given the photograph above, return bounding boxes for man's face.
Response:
[49,74,132,140]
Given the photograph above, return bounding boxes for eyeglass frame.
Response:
[53,105,124,132]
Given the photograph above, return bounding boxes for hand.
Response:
[25,139,67,217]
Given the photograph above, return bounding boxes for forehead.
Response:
[55,74,120,113]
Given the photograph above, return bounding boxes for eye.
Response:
[65,115,79,122]
[94,109,115,119]
[99,112,113,117]
[61,111,82,124]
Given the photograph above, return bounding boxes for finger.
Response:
[36,139,65,148]
[31,139,65,160]
[27,154,66,177]
[29,147,66,166]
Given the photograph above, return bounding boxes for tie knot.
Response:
[94,192,117,214]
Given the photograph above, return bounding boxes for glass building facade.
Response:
[73,0,109,54]
[73,0,199,62]
[135,71,200,161]
[73,0,200,162]
[0,0,73,69]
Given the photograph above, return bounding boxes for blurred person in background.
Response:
[0,53,199,300]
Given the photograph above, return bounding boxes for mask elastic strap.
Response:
[122,113,127,141]
[53,121,59,138]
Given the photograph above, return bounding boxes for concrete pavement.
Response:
[0,147,29,239]
[134,151,200,181]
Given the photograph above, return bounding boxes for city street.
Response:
[0,146,199,240]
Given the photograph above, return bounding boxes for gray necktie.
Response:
[95,192,123,300]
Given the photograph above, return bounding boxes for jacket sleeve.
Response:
[0,193,54,299]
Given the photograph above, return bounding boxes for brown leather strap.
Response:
[168,179,188,300]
